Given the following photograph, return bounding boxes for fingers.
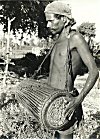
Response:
[64,98,76,120]
[64,109,74,120]
[64,101,73,115]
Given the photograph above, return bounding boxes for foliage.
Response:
[0,74,100,139]
[0,0,53,38]
[0,92,53,139]
[77,22,96,38]
[77,22,97,57]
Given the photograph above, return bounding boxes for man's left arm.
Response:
[65,33,99,118]
[72,33,99,104]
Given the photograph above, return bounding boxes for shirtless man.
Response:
[44,1,99,139]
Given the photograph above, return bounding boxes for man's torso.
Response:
[48,32,84,91]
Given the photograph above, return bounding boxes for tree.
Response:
[77,22,96,38]
[77,22,96,54]
[0,0,53,38]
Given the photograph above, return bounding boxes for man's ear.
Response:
[62,16,70,27]
[61,16,67,23]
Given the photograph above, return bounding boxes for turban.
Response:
[44,1,72,19]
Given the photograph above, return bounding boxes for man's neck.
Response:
[53,27,71,43]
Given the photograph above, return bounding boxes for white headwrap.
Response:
[44,1,72,19]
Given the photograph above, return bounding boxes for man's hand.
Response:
[64,96,81,120]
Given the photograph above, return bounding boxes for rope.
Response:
[32,40,56,78]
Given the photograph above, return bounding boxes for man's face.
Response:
[45,13,65,35]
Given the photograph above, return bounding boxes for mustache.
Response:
[50,29,56,31]
[47,28,54,35]
[47,27,56,31]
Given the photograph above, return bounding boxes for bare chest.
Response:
[51,41,69,68]
[48,40,71,89]
[50,40,82,75]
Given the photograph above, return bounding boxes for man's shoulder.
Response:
[69,29,82,40]
[69,29,76,36]
[69,30,87,50]
[69,30,86,47]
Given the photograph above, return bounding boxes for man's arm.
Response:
[65,32,99,118]
[71,32,99,103]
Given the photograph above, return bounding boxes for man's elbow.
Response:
[91,68,99,81]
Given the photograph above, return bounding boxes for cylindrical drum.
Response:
[15,78,71,130]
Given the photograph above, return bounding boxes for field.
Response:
[0,45,33,59]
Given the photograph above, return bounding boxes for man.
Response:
[44,1,99,139]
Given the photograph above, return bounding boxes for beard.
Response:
[48,28,63,39]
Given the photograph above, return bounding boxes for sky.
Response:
[59,0,100,42]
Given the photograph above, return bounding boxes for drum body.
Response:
[15,78,71,130]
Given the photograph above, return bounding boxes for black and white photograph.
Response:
[0,0,100,139]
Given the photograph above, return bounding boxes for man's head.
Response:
[44,1,74,35]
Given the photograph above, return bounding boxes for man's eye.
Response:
[48,20,53,22]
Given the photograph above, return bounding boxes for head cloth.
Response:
[44,1,72,19]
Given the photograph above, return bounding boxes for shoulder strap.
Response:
[68,39,73,77]
[32,41,56,78]
[65,37,74,90]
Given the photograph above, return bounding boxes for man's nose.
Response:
[47,22,51,28]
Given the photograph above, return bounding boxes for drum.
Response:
[15,78,71,130]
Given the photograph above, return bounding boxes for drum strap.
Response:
[32,40,56,78]
[65,35,74,92]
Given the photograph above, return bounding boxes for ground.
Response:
[74,74,100,139]
[0,72,100,139]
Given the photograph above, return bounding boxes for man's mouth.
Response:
[49,29,53,32]
[50,29,56,34]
